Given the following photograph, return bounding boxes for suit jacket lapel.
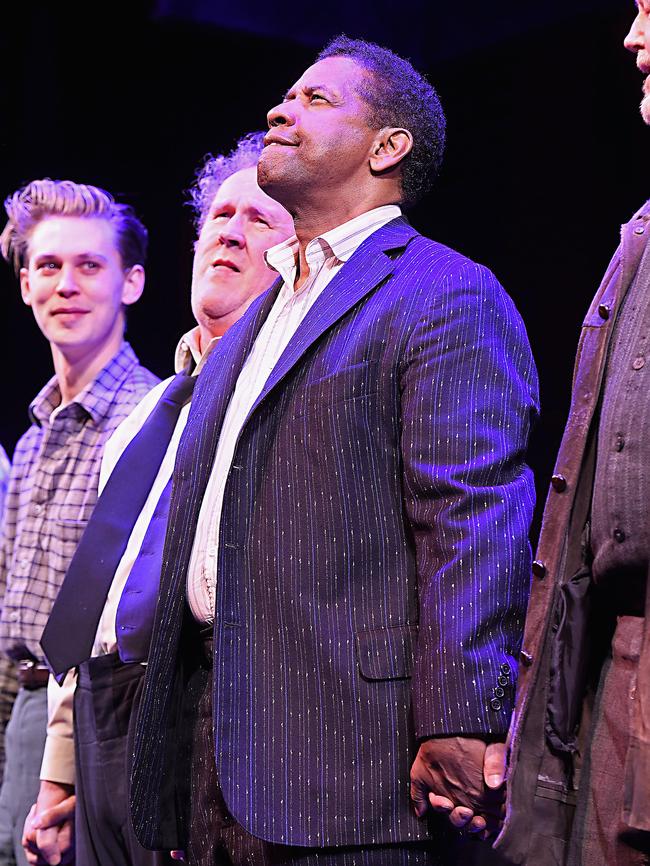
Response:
[248,217,418,418]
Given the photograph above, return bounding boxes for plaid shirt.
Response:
[0,341,159,663]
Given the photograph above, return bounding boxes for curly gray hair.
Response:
[188,131,266,233]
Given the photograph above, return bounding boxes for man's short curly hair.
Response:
[0,178,148,275]
[188,132,266,233]
[317,36,446,208]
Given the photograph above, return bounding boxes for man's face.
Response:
[258,57,379,207]
[20,216,142,362]
[190,167,294,342]
[625,0,650,123]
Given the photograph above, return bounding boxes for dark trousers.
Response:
[182,633,504,866]
[74,653,169,866]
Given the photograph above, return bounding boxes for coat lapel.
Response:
[247,217,418,419]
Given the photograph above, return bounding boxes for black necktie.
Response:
[41,371,195,683]
[114,477,172,663]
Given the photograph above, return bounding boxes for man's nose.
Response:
[55,266,80,296]
[624,10,643,52]
[218,216,246,248]
[267,100,295,129]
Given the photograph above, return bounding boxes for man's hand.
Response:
[22,780,75,865]
[410,736,506,837]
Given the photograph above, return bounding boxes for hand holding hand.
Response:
[22,780,75,865]
[410,736,506,837]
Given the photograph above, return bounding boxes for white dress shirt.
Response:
[186,205,401,622]
[41,327,219,785]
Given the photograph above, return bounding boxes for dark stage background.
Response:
[0,0,642,540]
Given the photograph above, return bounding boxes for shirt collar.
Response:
[265,204,402,291]
[29,341,139,427]
[175,326,221,376]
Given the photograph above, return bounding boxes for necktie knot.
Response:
[162,372,195,408]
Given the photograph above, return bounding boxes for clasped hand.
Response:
[410,736,506,839]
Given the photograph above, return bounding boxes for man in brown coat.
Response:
[495,4,650,865]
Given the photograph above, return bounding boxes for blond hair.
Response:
[0,178,148,275]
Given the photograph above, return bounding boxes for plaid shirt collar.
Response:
[29,341,139,428]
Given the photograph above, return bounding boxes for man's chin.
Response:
[257,151,293,197]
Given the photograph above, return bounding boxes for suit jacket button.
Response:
[490,698,503,711]
[551,474,567,493]
[498,675,509,687]
[532,560,547,579]
[598,303,610,320]
[500,663,511,675]
[494,686,505,698]
[613,528,626,543]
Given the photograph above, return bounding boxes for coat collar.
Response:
[247,216,418,419]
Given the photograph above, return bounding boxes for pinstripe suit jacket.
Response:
[131,217,539,850]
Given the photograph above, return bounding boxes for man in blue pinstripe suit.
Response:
[131,36,539,865]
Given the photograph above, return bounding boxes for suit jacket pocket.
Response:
[291,362,380,419]
[356,624,418,681]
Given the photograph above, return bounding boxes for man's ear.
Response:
[121,264,145,307]
[19,268,32,307]
[369,127,414,173]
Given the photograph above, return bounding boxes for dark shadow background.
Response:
[0,0,643,541]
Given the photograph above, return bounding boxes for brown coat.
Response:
[495,201,650,865]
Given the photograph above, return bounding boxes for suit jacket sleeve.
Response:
[401,258,539,739]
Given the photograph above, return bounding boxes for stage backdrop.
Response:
[0,0,642,538]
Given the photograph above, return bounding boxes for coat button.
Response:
[615,435,625,452]
[500,663,511,675]
[498,675,509,687]
[632,356,645,370]
[520,650,533,666]
[490,698,503,711]
[532,560,547,579]
[494,686,505,698]
[598,303,610,320]
[551,474,567,492]
[613,528,626,543]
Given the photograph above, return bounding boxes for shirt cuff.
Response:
[40,734,75,786]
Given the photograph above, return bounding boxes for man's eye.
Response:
[255,217,270,227]
[81,261,100,272]
[39,262,59,271]
[212,211,229,220]
[310,93,327,102]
